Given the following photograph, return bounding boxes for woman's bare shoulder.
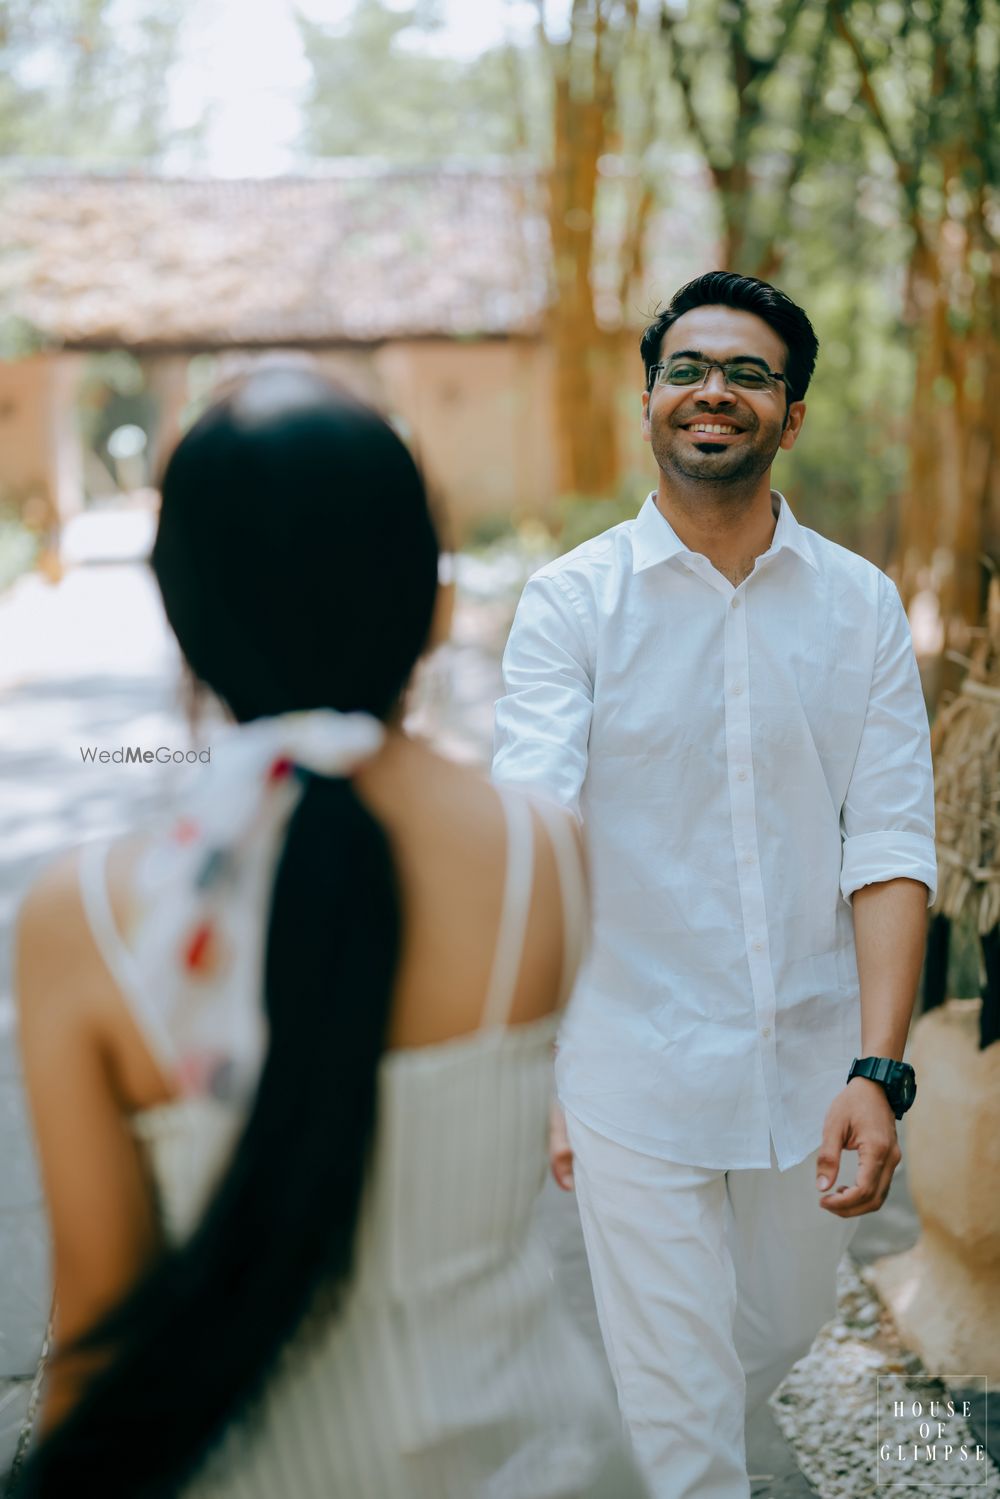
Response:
[16,835,148,1020]
[362,737,579,1042]
[17,851,96,989]
[358,734,507,842]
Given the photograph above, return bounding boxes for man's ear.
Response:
[641,389,651,443]
[779,400,806,450]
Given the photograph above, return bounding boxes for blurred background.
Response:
[1,0,997,633]
[1,3,999,1491]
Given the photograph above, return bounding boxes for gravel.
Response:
[771,1257,998,1497]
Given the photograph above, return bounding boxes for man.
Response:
[492,272,935,1498]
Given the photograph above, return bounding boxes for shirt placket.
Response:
[724,582,790,1164]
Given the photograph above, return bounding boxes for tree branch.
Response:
[531,0,552,63]
[737,0,810,94]
[828,0,912,189]
[749,11,831,279]
[780,10,831,198]
[617,26,660,308]
[659,3,717,171]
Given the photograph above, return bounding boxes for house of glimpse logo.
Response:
[877,1375,987,1485]
[80,746,212,765]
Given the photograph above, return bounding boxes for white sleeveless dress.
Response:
[77,775,646,1499]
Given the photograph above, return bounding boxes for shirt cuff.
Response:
[840,831,938,905]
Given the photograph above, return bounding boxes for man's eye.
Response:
[667,364,702,382]
[729,366,769,387]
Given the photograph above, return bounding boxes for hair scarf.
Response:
[127,709,386,1110]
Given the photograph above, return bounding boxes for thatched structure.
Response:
[0,159,708,542]
[0,165,550,351]
[932,578,1000,935]
[0,165,564,540]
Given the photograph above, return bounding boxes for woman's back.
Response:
[356,734,572,1047]
[77,733,641,1496]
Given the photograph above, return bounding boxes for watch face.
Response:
[891,1068,916,1114]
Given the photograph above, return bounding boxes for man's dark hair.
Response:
[639,272,819,403]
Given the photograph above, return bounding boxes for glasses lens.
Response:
[659,360,779,389]
[728,364,772,389]
[662,361,705,385]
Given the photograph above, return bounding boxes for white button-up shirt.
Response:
[493,493,936,1170]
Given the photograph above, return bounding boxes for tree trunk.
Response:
[548,76,619,497]
[898,220,998,665]
[544,1,643,500]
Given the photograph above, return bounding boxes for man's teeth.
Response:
[688,424,740,434]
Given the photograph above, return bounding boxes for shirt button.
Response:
[761,1026,771,1039]
[753,940,764,953]
[731,682,744,696]
[743,851,755,866]
[737,768,749,782]
[730,596,741,609]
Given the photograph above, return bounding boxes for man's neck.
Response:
[654,476,780,588]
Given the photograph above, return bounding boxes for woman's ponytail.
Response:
[18,773,401,1496]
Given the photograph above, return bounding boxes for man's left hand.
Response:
[815,1078,902,1217]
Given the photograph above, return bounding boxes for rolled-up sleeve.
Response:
[840,575,937,904]
[492,572,594,817]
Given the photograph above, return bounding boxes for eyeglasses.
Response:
[649,359,789,394]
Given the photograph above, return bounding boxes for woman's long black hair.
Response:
[15,369,440,1496]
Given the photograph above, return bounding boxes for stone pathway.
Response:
[772,1257,998,1496]
[0,520,992,1495]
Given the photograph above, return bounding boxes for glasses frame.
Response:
[648,359,790,395]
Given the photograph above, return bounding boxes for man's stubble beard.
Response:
[649,420,782,492]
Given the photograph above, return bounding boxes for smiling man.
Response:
[492,273,936,1498]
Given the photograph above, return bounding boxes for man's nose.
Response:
[698,368,736,400]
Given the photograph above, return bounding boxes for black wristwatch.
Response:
[847,1056,917,1119]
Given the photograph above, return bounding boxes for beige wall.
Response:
[369,336,651,545]
[0,353,84,530]
[372,340,558,545]
[0,339,654,550]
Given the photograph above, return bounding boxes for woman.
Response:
[10,371,644,1497]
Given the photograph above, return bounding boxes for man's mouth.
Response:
[682,421,745,438]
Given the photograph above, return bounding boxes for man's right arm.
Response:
[494,571,594,1192]
[492,572,595,818]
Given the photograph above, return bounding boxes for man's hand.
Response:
[549,1102,574,1191]
[815,1078,902,1217]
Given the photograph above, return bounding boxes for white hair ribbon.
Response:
[127,710,386,1108]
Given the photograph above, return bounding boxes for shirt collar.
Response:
[630,490,818,576]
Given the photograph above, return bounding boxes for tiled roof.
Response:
[0,165,551,349]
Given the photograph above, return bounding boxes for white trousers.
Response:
[564,1110,857,1499]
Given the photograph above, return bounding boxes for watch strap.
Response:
[850,1056,894,1085]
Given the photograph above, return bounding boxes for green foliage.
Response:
[0,0,191,161]
[0,312,46,360]
[76,352,156,470]
[294,0,953,549]
[767,173,914,545]
[0,501,41,592]
[297,0,545,160]
[831,0,1000,206]
[555,488,646,554]
[465,512,519,550]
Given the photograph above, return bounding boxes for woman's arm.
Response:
[15,850,163,1429]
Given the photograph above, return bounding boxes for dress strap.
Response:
[478,786,535,1032]
[76,837,177,1077]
